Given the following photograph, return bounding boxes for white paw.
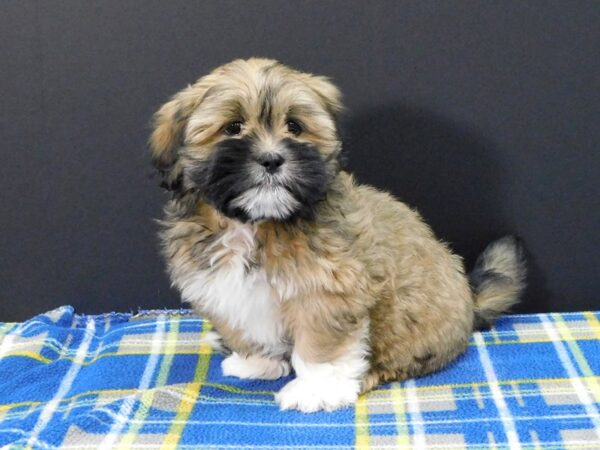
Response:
[200,331,226,352]
[275,377,360,412]
[221,352,290,380]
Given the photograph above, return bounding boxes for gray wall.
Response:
[1,1,599,321]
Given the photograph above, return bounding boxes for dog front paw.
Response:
[200,331,228,353]
[221,352,290,380]
[275,377,360,412]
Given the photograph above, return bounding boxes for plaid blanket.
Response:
[0,307,599,449]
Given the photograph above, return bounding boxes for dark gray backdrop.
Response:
[1,1,599,321]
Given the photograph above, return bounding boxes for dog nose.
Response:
[256,153,285,173]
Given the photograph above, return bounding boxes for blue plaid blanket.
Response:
[0,307,599,449]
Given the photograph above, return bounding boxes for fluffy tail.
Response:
[469,236,526,330]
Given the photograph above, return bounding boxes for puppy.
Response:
[150,58,526,412]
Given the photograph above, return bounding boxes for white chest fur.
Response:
[178,223,288,355]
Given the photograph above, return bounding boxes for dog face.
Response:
[150,58,343,222]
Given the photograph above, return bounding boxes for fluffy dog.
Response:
[150,58,526,412]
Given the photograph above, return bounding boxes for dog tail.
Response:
[469,236,526,331]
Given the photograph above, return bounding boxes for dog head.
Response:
[149,58,343,222]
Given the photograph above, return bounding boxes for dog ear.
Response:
[302,75,344,118]
[149,85,204,192]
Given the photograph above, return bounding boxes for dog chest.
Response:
[179,223,288,354]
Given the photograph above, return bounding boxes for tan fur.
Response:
[151,58,522,401]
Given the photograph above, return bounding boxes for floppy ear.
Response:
[149,85,204,192]
[302,75,344,118]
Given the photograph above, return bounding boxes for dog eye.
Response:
[286,120,302,136]
[224,121,243,136]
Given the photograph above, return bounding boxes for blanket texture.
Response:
[0,306,599,449]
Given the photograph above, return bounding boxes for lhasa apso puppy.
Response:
[150,58,526,412]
